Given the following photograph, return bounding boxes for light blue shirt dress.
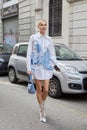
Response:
[27,33,58,80]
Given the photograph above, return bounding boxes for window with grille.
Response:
[49,0,62,37]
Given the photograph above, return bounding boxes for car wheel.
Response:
[48,76,62,98]
[8,68,18,83]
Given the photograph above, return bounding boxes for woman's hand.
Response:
[27,71,32,75]
[54,65,60,71]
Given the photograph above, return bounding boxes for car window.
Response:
[55,45,81,60]
[0,43,13,54]
[0,44,4,53]
[17,45,28,57]
[13,46,18,54]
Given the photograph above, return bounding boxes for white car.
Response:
[8,42,87,98]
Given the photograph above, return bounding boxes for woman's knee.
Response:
[43,87,49,94]
[35,80,42,93]
[43,80,50,93]
[36,87,42,94]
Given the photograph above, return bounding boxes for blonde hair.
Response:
[38,19,47,26]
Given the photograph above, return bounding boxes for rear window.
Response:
[13,46,18,54]
[17,44,28,57]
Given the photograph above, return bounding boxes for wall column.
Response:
[35,0,43,32]
[0,1,3,43]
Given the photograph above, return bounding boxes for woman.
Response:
[27,20,60,123]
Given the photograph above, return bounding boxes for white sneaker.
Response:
[42,117,46,123]
[39,110,43,122]
[39,101,47,123]
[39,109,47,123]
[42,108,46,123]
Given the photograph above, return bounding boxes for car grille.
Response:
[83,78,87,90]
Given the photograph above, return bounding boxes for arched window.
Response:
[49,0,62,36]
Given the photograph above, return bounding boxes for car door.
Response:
[15,44,28,79]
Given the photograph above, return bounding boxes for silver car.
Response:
[8,42,87,98]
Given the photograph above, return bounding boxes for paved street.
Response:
[0,75,87,130]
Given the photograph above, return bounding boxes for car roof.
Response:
[14,42,28,47]
[54,43,66,46]
[15,42,65,45]
[14,42,66,48]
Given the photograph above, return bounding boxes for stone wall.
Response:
[18,0,31,42]
[69,0,87,58]
[0,1,3,43]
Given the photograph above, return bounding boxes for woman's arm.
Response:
[26,35,33,74]
[49,38,60,71]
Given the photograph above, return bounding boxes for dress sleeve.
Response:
[49,37,58,66]
[26,35,33,71]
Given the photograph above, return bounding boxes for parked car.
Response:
[8,42,87,98]
[0,43,13,74]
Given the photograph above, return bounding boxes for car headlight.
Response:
[64,65,79,75]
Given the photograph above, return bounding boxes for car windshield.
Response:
[55,44,81,60]
[0,43,13,54]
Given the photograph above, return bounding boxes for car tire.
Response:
[48,76,62,98]
[8,68,18,83]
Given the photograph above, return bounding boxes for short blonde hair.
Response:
[38,19,47,26]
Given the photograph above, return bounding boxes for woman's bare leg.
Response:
[42,79,50,101]
[35,79,50,122]
[35,79,44,122]
[34,79,43,105]
[42,79,50,122]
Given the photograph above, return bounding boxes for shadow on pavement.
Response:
[0,73,8,76]
[61,93,87,101]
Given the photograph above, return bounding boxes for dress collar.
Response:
[37,32,47,38]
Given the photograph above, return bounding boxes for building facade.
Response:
[68,0,87,59]
[0,0,87,58]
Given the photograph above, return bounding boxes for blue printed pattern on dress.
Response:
[31,43,53,70]
[31,43,41,65]
[42,49,53,70]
